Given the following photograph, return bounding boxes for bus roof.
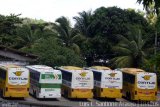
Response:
[58,66,91,73]
[88,68,120,73]
[60,66,83,70]
[26,65,56,72]
[120,68,145,75]
[90,66,111,70]
[0,64,20,70]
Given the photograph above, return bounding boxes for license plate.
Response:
[49,94,53,96]
[78,89,88,92]
[45,89,55,91]
[109,90,114,92]
[145,92,149,95]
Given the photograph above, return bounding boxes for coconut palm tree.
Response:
[137,0,160,15]
[73,10,95,37]
[54,16,84,54]
[111,29,148,68]
[16,24,42,49]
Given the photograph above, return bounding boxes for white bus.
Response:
[26,65,62,98]
[57,66,94,98]
[87,66,123,98]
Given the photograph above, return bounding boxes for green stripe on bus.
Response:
[41,74,61,79]
[38,83,61,88]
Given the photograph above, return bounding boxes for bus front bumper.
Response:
[5,92,29,98]
[38,93,61,98]
[100,88,122,98]
[70,89,93,98]
[134,95,157,101]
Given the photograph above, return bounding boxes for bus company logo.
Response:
[108,73,117,77]
[13,71,24,76]
[79,72,87,77]
[142,75,151,80]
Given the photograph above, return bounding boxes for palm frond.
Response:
[70,43,80,54]
[115,34,130,44]
[112,46,132,55]
[129,41,139,56]
[111,56,133,67]
[111,29,148,68]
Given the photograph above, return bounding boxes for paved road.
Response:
[0,94,159,107]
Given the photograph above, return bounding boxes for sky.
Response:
[0,0,144,24]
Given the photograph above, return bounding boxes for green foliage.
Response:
[74,10,95,37]
[0,34,17,47]
[111,29,148,68]
[92,7,150,40]
[22,37,86,67]
[15,25,41,49]
[142,54,160,72]
[142,53,160,83]
[15,23,57,49]
[54,16,84,54]
[137,0,160,15]
[0,14,22,47]
[73,7,152,66]
[0,6,157,69]
[155,15,160,32]
[0,14,22,35]
[22,18,46,24]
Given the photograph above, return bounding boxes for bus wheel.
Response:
[33,91,36,98]
[93,89,96,98]
[64,90,68,98]
[61,89,63,95]
[128,92,131,100]
[0,90,3,97]
[126,92,129,99]
[35,91,38,99]
[2,89,5,98]
[63,90,66,97]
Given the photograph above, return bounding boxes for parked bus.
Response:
[0,64,29,98]
[87,66,122,98]
[120,68,157,101]
[57,66,94,99]
[26,65,62,98]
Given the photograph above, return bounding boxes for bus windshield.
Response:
[40,72,61,83]
[101,70,122,89]
[137,73,156,89]
[8,68,29,85]
[72,70,93,89]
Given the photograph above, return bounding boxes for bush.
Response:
[22,37,86,67]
